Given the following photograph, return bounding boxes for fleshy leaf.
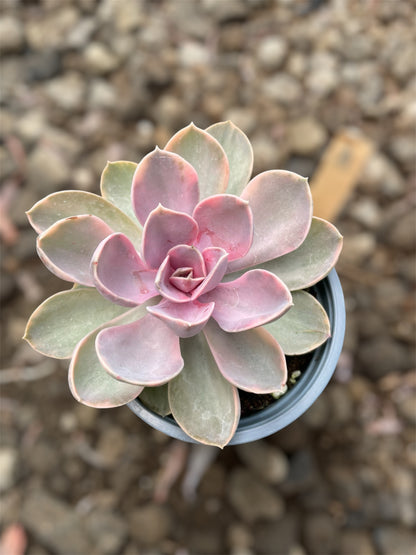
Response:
[37,215,114,286]
[264,290,331,355]
[168,244,205,277]
[142,205,198,269]
[69,306,148,408]
[147,299,215,338]
[155,256,191,303]
[206,121,253,196]
[193,194,253,261]
[200,270,292,333]
[100,161,138,222]
[227,170,312,272]
[253,217,343,290]
[132,148,199,226]
[169,333,240,448]
[92,233,158,307]
[204,320,287,393]
[165,123,229,200]
[96,313,183,385]
[139,384,171,416]
[27,190,141,247]
[24,288,128,359]
[192,247,228,298]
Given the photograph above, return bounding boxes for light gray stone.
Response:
[387,211,416,252]
[235,440,289,484]
[179,41,211,68]
[262,74,302,105]
[251,135,286,174]
[225,107,257,135]
[88,79,117,109]
[288,117,328,155]
[25,6,79,51]
[341,233,376,265]
[114,0,145,32]
[256,36,287,71]
[339,530,376,555]
[0,448,18,491]
[45,72,86,112]
[301,394,330,429]
[202,0,248,22]
[66,17,96,49]
[397,394,416,425]
[303,512,337,555]
[85,510,128,555]
[21,490,93,554]
[253,514,299,554]
[128,504,172,545]
[84,42,120,74]
[350,198,382,229]
[227,468,285,523]
[16,110,47,144]
[27,144,70,194]
[373,526,416,555]
[358,336,412,379]
[0,15,24,52]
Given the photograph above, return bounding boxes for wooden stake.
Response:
[310,130,374,221]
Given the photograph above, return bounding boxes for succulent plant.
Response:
[24,121,342,447]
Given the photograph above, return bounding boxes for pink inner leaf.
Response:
[165,123,230,200]
[92,233,159,307]
[190,247,229,299]
[168,244,206,276]
[148,299,215,338]
[96,313,184,386]
[228,170,313,272]
[142,205,199,269]
[132,148,199,226]
[200,269,293,332]
[204,320,287,393]
[155,256,192,303]
[193,194,253,261]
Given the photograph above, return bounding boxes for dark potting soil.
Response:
[239,352,313,417]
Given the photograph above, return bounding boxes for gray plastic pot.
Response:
[128,269,345,445]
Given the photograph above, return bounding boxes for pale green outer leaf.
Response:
[27,190,141,247]
[139,384,171,416]
[257,217,343,290]
[264,291,330,355]
[169,333,240,448]
[69,306,149,408]
[165,123,230,200]
[24,288,129,359]
[206,121,253,196]
[100,161,138,223]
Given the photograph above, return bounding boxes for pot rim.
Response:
[128,269,345,445]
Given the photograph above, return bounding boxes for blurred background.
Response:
[1,0,415,554]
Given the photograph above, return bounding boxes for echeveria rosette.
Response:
[24,121,343,448]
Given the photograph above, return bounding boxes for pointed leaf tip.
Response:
[253,217,343,290]
[206,120,254,196]
[165,123,229,200]
[100,160,138,223]
[265,290,331,355]
[132,148,199,226]
[36,215,114,286]
[27,190,141,246]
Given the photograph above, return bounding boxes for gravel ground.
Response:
[1,0,415,554]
